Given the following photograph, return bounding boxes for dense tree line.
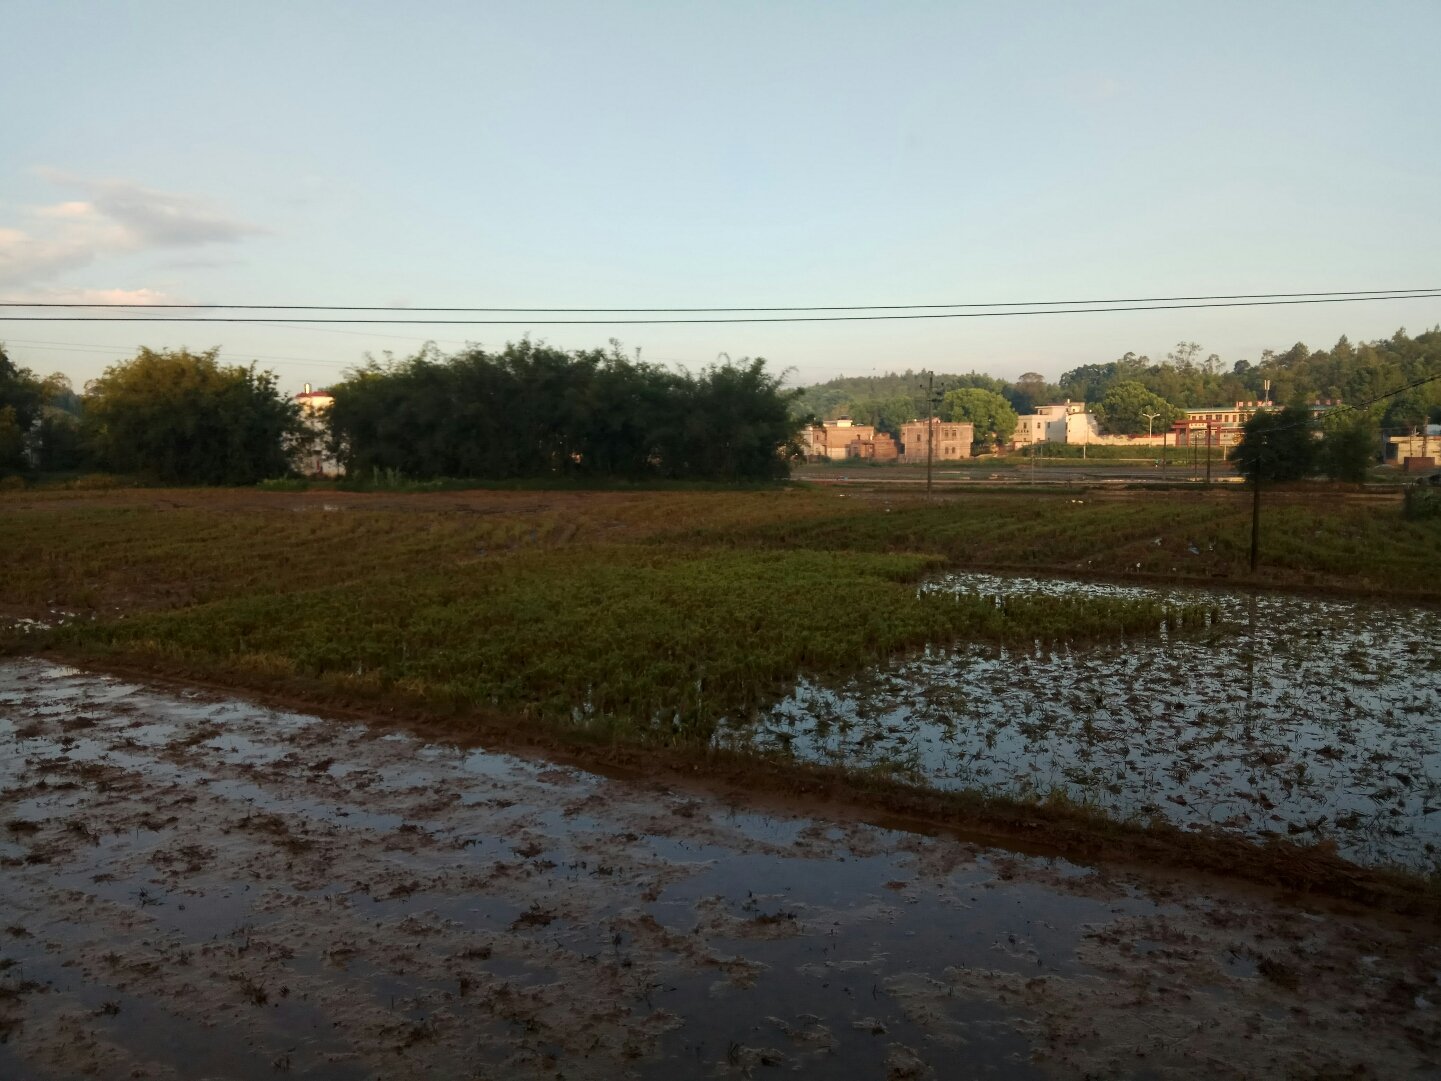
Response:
[0,345,46,470]
[793,369,1062,436]
[1,345,300,484]
[1229,405,1380,486]
[84,348,299,484]
[1059,330,1441,431]
[3,326,1434,483]
[328,342,797,482]
[0,341,798,485]
[791,328,1441,440]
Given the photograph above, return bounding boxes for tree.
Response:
[0,344,43,426]
[84,348,299,484]
[847,395,916,436]
[1057,361,1118,402]
[327,342,798,482]
[30,372,88,471]
[33,412,85,471]
[0,344,44,468]
[1315,406,1377,483]
[940,388,1017,448]
[1006,371,1062,414]
[1093,381,1183,435]
[1228,406,1316,484]
[0,406,24,470]
[1014,371,1048,399]
[673,358,797,481]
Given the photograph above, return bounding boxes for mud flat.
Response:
[728,573,1441,872]
[1,659,1438,1079]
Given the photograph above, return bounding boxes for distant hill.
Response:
[787,329,1441,434]
[789,370,1058,433]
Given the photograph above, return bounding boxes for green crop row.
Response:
[675,492,1441,595]
[37,543,1209,744]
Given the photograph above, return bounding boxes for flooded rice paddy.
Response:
[724,574,1441,872]
[3,660,1438,1078]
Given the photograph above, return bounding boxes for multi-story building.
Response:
[798,417,903,461]
[293,383,342,476]
[1172,401,1272,448]
[898,418,974,462]
[1172,400,1342,448]
[848,433,901,460]
[1014,400,1180,448]
[1013,401,1092,446]
[799,417,874,460]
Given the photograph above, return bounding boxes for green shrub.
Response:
[1403,485,1441,521]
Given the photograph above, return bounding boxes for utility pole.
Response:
[1205,423,1213,485]
[1250,450,1262,572]
[925,371,935,500]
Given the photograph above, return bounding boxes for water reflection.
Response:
[721,574,1441,870]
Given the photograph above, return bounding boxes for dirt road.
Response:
[2,659,1437,1079]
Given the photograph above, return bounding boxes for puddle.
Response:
[2,658,1438,1079]
[720,573,1441,870]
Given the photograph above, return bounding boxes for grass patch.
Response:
[38,544,1206,743]
[673,491,1441,596]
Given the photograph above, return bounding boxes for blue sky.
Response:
[2,1,1438,394]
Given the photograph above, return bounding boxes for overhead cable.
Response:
[3,291,1440,325]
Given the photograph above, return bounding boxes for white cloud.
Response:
[35,201,97,220]
[0,172,264,289]
[4,286,175,305]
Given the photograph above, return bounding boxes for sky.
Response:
[2,1,1438,396]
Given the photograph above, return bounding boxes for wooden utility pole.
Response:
[1250,466,1262,572]
[1249,432,1266,572]
[925,370,935,500]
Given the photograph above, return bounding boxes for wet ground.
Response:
[2,659,1439,1079]
[726,574,1441,871]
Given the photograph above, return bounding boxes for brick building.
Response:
[899,418,974,463]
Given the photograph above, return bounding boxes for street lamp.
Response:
[1141,410,1162,470]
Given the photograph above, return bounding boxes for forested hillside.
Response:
[791,328,1441,434]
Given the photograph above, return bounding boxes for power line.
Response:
[1,335,711,373]
[3,292,1440,325]
[1238,369,1441,573]
[1,287,1437,315]
[1248,372,1441,436]
[0,337,354,369]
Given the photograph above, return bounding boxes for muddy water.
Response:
[2,660,1438,1079]
[725,574,1441,871]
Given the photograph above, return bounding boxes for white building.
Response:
[1013,401,1114,446]
[293,383,342,476]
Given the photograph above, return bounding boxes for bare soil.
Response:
[2,659,1438,1080]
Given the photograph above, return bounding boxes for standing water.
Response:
[721,573,1441,870]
